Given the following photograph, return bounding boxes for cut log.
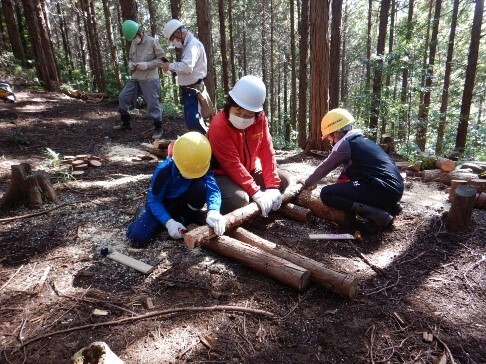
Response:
[469,179,486,194]
[405,170,424,178]
[295,188,354,226]
[71,170,85,177]
[475,192,486,209]
[183,183,304,249]
[445,185,477,230]
[422,169,477,185]
[229,227,358,299]
[279,203,312,222]
[140,142,167,158]
[1,165,61,209]
[89,160,102,167]
[73,163,88,170]
[71,159,86,166]
[203,235,310,291]
[152,139,173,149]
[449,180,468,202]
[407,161,422,172]
[435,157,456,172]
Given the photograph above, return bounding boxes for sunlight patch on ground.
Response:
[126,325,201,363]
[66,174,151,189]
[107,144,146,163]
[366,239,411,269]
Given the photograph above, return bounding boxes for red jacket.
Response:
[207,110,281,196]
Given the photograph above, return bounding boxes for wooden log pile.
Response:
[139,138,172,158]
[183,184,359,299]
[62,154,103,177]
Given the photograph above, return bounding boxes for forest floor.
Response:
[0,87,485,364]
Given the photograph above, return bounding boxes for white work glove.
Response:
[165,219,187,239]
[135,62,148,71]
[265,188,283,211]
[252,190,272,217]
[206,210,226,236]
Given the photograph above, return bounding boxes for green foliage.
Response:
[161,102,182,119]
[43,147,62,168]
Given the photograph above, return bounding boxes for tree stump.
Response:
[449,180,468,202]
[445,185,477,230]
[0,163,60,209]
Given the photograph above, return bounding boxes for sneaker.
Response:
[152,127,163,139]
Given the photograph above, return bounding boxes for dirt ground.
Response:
[0,88,485,364]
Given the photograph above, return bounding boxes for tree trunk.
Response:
[229,227,358,298]
[102,0,121,88]
[368,0,390,141]
[228,0,236,85]
[1,0,26,65]
[445,185,476,230]
[454,0,484,155]
[308,0,328,151]
[297,0,309,149]
[329,0,342,110]
[416,0,441,151]
[217,0,230,95]
[195,0,216,104]
[436,0,459,155]
[0,164,60,210]
[146,0,157,37]
[290,0,297,131]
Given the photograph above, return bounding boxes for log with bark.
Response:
[422,169,477,185]
[475,192,486,209]
[445,185,477,230]
[183,183,304,249]
[228,227,358,299]
[0,163,60,209]
[203,235,311,291]
[279,203,312,222]
[435,157,456,172]
[295,188,354,226]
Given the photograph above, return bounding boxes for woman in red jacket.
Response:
[207,75,290,216]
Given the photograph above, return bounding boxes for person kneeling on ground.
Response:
[206,75,290,216]
[298,108,404,229]
[127,132,226,247]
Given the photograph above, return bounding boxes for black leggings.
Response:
[320,180,402,213]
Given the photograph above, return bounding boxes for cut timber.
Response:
[73,163,88,170]
[152,139,173,149]
[422,169,477,185]
[106,251,154,274]
[449,180,468,201]
[72,170,85,177]
[0,164,61,209]
[435,157,456,172]
[184,183,304,249]
[89,160,102,167]
[140,142,167,158]
[469,179,486,194]
[407,161,422,172]
[295,188,354,226]
[203,235,310,291]
[279,203,312,222]
[229,227,358,299]
[445,185,477,230]
[309,233,355,240]
[405,170,424,178]
[475,192,486,209]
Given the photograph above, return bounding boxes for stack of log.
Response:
[63,154,103,177]
[183,184,359,299]
[139,138,173,159]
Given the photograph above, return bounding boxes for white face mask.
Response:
[134,36,142,45]
[171,39,183,48]
[229,114,254,130]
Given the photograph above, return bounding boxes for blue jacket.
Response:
[146,158,222,224]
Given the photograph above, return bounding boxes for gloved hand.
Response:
[206,210,226,236]
[252,190,272,217]
[265,188,282,211]
[165,219,187,239]
[129,62,136,71]
[135,62,148,71]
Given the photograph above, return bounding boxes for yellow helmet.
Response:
[321,108,354,137]
[172,132,212,179]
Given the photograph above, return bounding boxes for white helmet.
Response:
[163,19,184,39]
[229,75,266,112]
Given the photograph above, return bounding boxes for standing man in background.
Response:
[114,20,164,140]
[162,19,208,135]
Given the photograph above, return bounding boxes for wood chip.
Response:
[422,331,434,342]
[308,233,355,240]
[92,309,109,316]
[89,159,102,167]
[73,163,88,170]
[145,297,154,310]
[72,170,85,176]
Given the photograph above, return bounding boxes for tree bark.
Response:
[184,184,304,249]
[454,0,484,155]
[445,185,476,230]
[279,203,312,223]
[229,227,359,299]
[1,0,26,65]
[329,0,342,109]
[422,169,477,185]
[203,236,311,291]
[217,0,230,95]
[308,0,328,151]
[297,0,309,149]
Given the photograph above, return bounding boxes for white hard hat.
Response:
[229,75,266,112]
[163,19,184,39]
